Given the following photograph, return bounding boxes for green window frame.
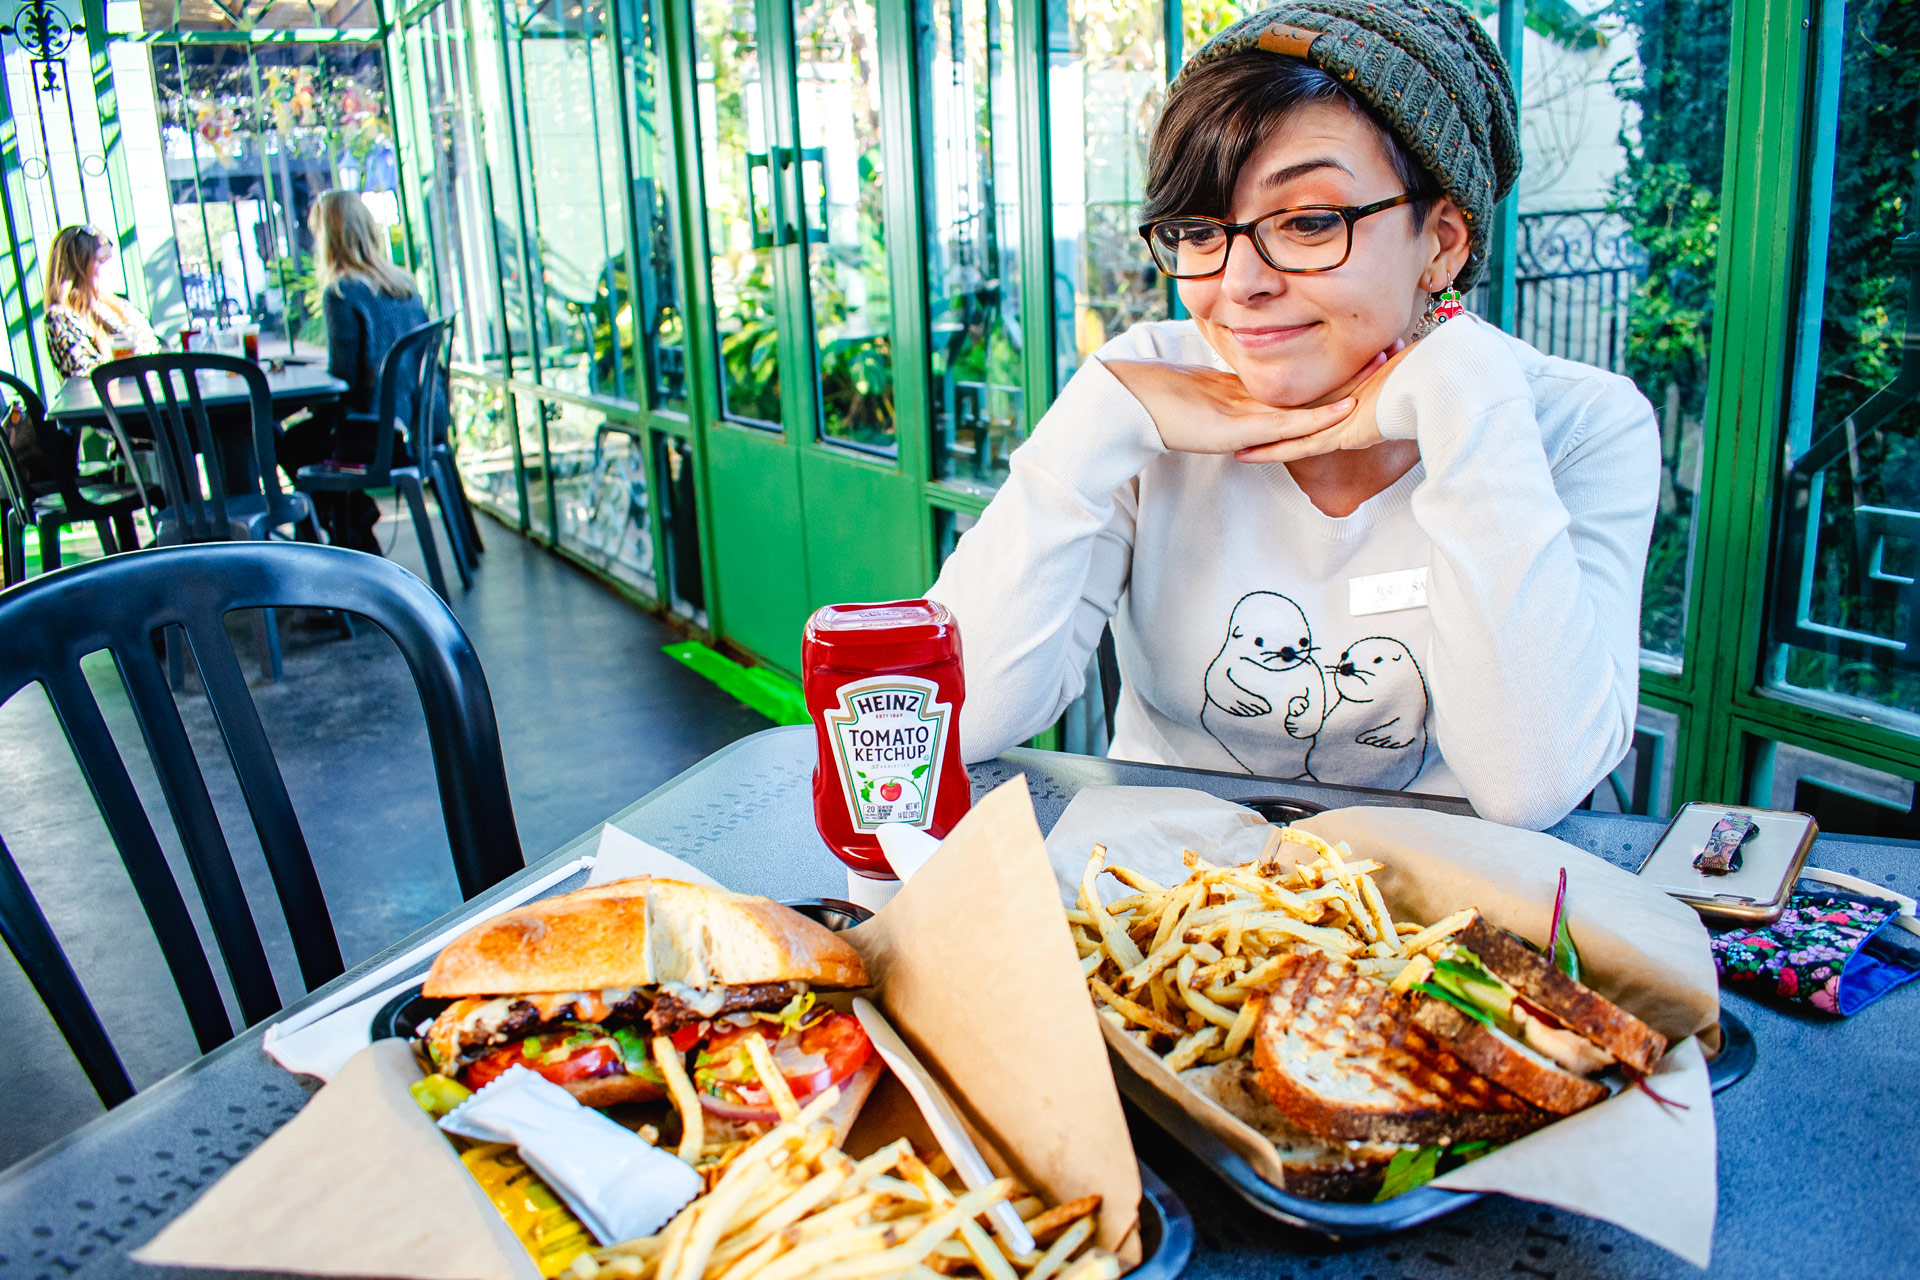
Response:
[373,0,1920,805]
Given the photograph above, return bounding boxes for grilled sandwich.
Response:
[1402,911,1668,1115]
[1251,950,1553,1146]
[1182,1057,1409,1201]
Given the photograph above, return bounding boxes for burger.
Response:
[420,877,878,1122]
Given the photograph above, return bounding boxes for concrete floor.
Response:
[0,499,770,1168]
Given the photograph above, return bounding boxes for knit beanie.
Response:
[1177,0,1521,287]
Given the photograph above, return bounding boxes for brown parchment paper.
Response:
[134,1040,541,1280]
[1045,787,1722,1268]
[847,777,1144,1261]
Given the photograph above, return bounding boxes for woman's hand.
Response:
[1230,338,1420,464]
[1100,359,1357,456]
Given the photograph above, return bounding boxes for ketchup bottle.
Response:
[802,600,971,878]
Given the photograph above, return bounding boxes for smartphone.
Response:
[1637,802,1818,924]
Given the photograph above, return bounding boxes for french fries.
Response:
[1071,830,1455,1073]
[569,1114,1114,1280]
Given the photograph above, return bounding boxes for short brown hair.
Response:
[1142,51,1437,227]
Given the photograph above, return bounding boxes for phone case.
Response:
[1637,803,1819,924]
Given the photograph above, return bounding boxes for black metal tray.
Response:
[378,896,1194,1277]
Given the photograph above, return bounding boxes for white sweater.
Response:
[927,313,1661,829]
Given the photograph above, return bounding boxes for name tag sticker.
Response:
[1349,566,1428,617]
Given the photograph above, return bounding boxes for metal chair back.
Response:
[0,542,525,1107]
[0,384,34,584]
[366,317,454,481]
[0,369,55,502]
[89,354,276,541]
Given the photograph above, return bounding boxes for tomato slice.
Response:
[670,1021,708,1054]
[466,1038,624,1091]
[696,1012,873,1106]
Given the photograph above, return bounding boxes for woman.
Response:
[43,225,159,379]
[278,189,432,551]
[929,2,1659,830]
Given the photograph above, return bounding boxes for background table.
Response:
[1,726,1912,1280]
[46,360,349,430]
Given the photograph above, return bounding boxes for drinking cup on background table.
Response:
[110,340,136,361]
[240,323,260,361]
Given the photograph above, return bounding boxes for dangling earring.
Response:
[1429,282,1465,324]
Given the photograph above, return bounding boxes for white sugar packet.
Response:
[439,1066,702,1244]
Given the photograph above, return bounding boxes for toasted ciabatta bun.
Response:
[1409,997,1609,1115]
[1452,914,1668,1075]
[423,876,868,997]
[1252,951,1553,1146]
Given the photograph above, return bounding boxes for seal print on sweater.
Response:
[1305,637,1429,790]
[1202,593,1431,788]
[928,312,1662,828]
[1200,591,1328,778]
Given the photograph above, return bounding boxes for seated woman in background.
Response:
[278,189,432,552]
[44,224,160,379]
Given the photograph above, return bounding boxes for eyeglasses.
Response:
[1138,193,1424,279]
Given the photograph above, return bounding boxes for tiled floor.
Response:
[0,499,770,1168]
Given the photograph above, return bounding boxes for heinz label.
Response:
[823,675,952,832]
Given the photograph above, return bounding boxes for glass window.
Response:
[520,390,554,526]
[506,0,641,401]
[694,0,783,426]
[5,39,126,303]
[924,0,1025,492]
[548,402,657,594]
[623,0,690,413]
[414,3,509,371]
[1749,738,1917,837]
[467,0,537,368]
[655,432,708,621]
[1181,1,1260,49]
[152,42,400,345]
[794,0,896,454]
[932,504,979,567]
[1767,0,1920,729]
[144,0,380,30]
[1502,0,1727,667]
[1046,0,1168,386]
[1584,707,1678,817]
[450,379,523,519]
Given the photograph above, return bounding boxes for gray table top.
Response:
[2,726,1913,1280]
[47,362,349,426]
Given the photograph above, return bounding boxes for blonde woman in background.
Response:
[278,189,432,551]
[43,225,159,379]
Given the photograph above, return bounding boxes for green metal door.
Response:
[690,0,925,675]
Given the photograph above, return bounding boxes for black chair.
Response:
[0,541,525,1107]
[294,318,472,599]
[91,354,311,549]
[0,369,144,575]
[416,319,483,576]
[420,323,485,564]
[0,397,33,586]
[93,354,315,682]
